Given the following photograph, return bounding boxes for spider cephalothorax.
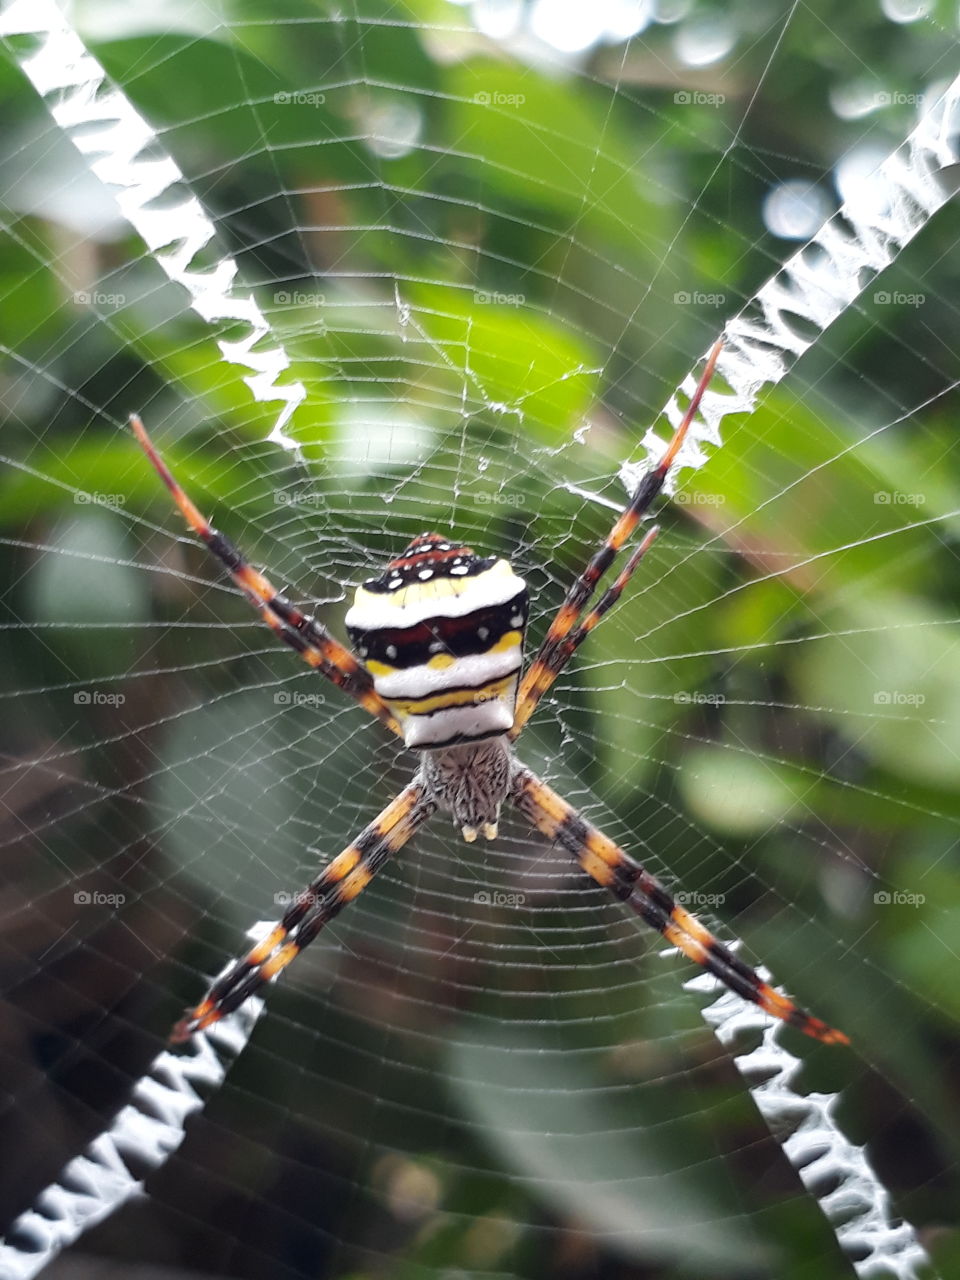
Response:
[131,337,849,1049]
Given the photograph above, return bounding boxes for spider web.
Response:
[0,2,959,1278]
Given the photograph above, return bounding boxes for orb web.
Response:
[0,3,958,1278]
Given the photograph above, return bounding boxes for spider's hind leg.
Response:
[171,779,436,1041]
[509,764,848,1046]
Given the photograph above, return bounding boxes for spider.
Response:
[131,336,848,1048]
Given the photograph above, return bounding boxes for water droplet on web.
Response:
[573,422,591,444]
[830,78,882,121]
[881,0,932,21]
[478,457,490,472]
[366,102,423,160]
[763,180,833,240]
[674,16,735,67]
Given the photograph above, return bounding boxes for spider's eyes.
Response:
[393,531,464,559]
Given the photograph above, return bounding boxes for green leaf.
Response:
[677,744,805,838]
[447,1022,770,1273]
[580,526,723,798]
[407,281,601,438]
[25,507,148,676]
[673,387,945,599]
[443,61,670,263]
[154,689,314,916]
[792,593,960,791]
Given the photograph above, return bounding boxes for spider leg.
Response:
[130,415,401,737]
[510,337,723,739]
[171,780,436,1042]
[510,765,848,1046]
[511,525,660,737]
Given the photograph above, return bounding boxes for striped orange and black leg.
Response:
[171,782,436,1042]
[511,525,660,737]
[510,767,848,1046]
[511,337,723,739]
[130,415,401,737]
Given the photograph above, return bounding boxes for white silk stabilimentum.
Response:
[0,0,306,449]
[684,958,931,1278]
[623,79,960,498]
[0,977,264,1280]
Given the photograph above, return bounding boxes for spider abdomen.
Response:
[345,533,528,749]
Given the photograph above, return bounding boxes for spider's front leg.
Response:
[510,765,848,1046]
[130,416,401,736]
[511,337,723,737]
[171,781,436,1042]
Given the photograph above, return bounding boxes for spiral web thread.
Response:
[0,4,955,1278]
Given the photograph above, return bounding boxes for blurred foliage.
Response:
[1,2,959,1279]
